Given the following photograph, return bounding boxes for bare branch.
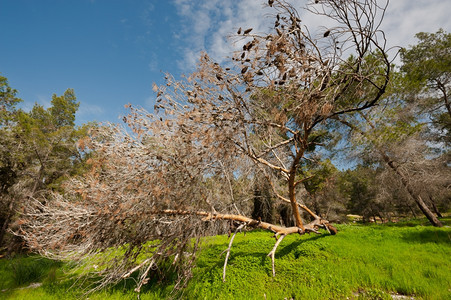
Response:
[267,234,286,277]
[221,224,245,282]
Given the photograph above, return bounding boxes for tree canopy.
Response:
[15,0,396,292]
[0,0,448,296]
[0,86,90,248]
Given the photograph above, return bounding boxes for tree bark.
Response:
[437,80,451,119]
[429,196,443,218]
[152,209,333,236]
[379,150,443,227]
[338,116,443,227]
[0,197,15,247]
[287,148,305,230]
[408,204,418,218]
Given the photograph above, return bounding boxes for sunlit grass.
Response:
[185,222,451,299]
[1,217,450,299]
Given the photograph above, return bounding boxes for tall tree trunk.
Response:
[338,116,443,227]
[288,174,304,229]
[288,149,305,230]
[429,196,443,218]
[380,153,443,227]
[0,197,15,247]
[437,81,451,119]
[408,204,418,218]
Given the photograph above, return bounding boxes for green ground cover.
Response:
[1,218,450,299]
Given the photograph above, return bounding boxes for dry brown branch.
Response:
[122,258,154,279]
[17,0,388,292]
[135,260,156,293]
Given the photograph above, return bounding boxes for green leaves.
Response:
[399,29,451,145]
[0,74,22,126]
[400,29,450,90]
[0,75,91,247]
[1,81,88,197]
[302,158,337,195]
[49,89,79,128]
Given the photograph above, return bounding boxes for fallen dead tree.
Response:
[16,0,391,293]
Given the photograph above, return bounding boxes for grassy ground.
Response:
[1,217,450,299]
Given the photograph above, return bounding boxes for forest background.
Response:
[0,0,450,298]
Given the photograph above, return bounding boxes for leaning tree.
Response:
[17,0,391,292]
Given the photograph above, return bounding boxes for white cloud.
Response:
[172,0,451,71]
[20,100,36,112]
[36,95,52,108]
[77,102,104,117]
[20,94,52,112]
[141,2,156,27]
[172,0,273,71]
[382,0,451,49]
[75,103,106,125]
[148,52,159,71]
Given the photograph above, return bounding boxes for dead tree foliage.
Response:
[17,0,391,293]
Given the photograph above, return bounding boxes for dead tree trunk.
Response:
[428,196,443,218]
[408,204,418,218]
[288,150,306,230]
[360,113,444,227]
[0,197,15,247]
[381,154,443,227]
[338,116,443,227]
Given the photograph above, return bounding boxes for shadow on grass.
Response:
[196,232,332,278]
[0,255,63,288]
[0,253,178,299]
[38,262,177,299]
[276,234,327,259]
[378,216,450,228]
[400,227,451,244]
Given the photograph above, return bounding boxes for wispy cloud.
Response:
[19,100,36,112]
[77,102,104,117]
[141,2,156,27]
[19,94,52,112]
[381,0,451,50]
[37,94,52,108]
[148,52,159,72]
[172,0,272,71]
[172,0,451,70]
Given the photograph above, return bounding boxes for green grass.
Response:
[1,218,450,299]
[0,256,62,290]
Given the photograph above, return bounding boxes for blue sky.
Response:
[1,0,450,125]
